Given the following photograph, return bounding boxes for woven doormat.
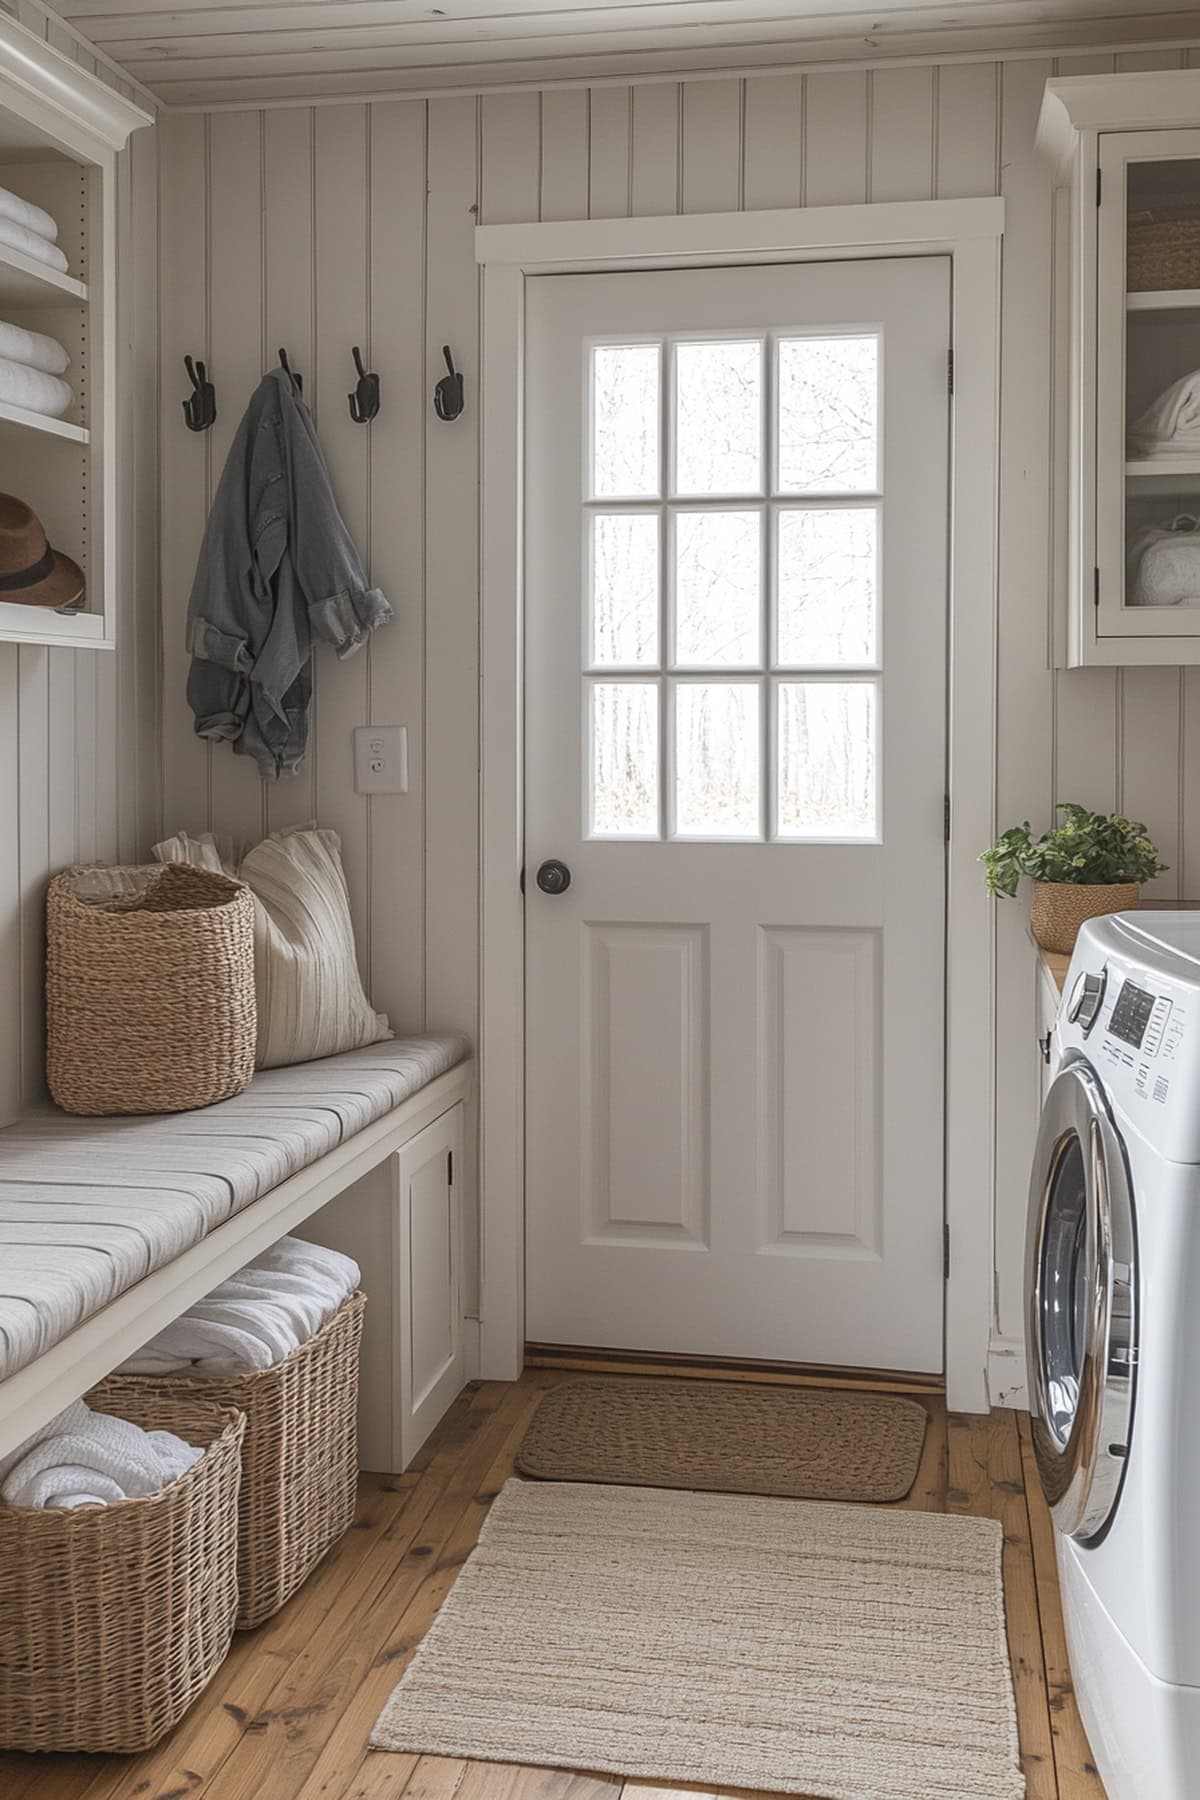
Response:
[514,1377,928,1503]
[371,1479,1023,1800]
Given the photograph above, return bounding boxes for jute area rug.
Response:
[515,1377,929,1503]
[371,1479,1024,1800]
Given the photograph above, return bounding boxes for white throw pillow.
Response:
[153,826,391,1070]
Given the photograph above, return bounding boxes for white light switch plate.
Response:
[354,725,408,794]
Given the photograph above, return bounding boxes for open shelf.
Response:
[0,398,86,445]
[0,597,103,648]
[1126,456,1200,479]
[1127,288,1200,315]
[0,241,84,308]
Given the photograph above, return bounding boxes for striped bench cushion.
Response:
[0,1035,468,1383]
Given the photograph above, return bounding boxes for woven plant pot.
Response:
[46,861,257,1116]
[1030,881,1141,956]
[1128,216,1200,292]
[102,1290,366,1630]
[0,1392,243,1754]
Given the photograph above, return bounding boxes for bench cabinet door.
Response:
[397,1102,466,1467]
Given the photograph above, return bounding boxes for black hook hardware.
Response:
[348,345,380,423]
[182,355,216,432]
[434,345,464,422]
[278,347,302,396]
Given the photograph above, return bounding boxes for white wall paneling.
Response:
[156,43,1200,1371]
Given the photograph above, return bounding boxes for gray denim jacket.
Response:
[186,366,392,778]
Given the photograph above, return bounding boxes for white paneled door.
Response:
[524,258,950,1370]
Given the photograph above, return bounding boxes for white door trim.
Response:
[476,194,1004,1413]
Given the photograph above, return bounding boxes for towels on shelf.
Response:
[0,355,72,419]
[118,1236,360,1377]
[1128,514,1200,607]
[0,1398,201,1510]
[0,318,69,376]
[0,213,68,276]
[0,183,58,247]
[1130,371,1200,459]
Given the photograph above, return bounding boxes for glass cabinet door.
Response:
[1096,128,1200,641]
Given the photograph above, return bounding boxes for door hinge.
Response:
[944,793,951,843]
[947,347,954,396]
[1094,566,1101,609]
[1096,166,1103,207]
[447,1149,454,1185]
[943,1223,951,1281]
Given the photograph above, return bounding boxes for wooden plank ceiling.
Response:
[58,0,1200,106]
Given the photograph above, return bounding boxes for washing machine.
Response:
[1027,910,1200,1799]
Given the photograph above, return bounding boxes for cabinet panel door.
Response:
[1096,127,1200,646]
[397,1102,466,1466]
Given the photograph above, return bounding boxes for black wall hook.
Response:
[278,347,302,396]
[182,355,216,431]
[348,346,380,423]
[434,345,464,422]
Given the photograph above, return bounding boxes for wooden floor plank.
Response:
[1017,1414,1108,1800]
[894,1394,948,1511]
[947,1409,1058,1800]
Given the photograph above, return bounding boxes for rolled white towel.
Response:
[0,215,68,274]
[0,1404,203,1509]
[251,1236,360,1300]
[1129,370,1200,457]
[0,356,72,418]
[0,318,69,376]
[0,183,58,244]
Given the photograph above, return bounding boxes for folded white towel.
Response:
[0,182,58,244]
[1129,514,1200,606]
[1130,371,1200,458]
[0,1402,202,1510]
[0,215,68,274]
[0,318,69,376]
[117,1235,361,1376]
[0,356,72,418]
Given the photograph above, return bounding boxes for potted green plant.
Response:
[981,802,1167,954]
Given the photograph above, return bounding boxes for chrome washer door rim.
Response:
[1026,1058,1137,1542]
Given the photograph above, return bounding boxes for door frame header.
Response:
[475,195,1004,1412]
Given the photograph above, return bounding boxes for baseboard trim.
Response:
[988,1334,1028,1410]
[524,1342,945,1395]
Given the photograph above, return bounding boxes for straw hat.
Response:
[0,494,84,612]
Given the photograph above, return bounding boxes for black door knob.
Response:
[536,859,571,895]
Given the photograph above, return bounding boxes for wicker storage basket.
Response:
[0,1391,244,1754]
[46,861,257,1116]
[1127,213,1200,292]
[102,1290,366,1630]
[1030,880,1141,956]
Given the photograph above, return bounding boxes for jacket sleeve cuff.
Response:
[187,615,255,673]
[307,586,393,659]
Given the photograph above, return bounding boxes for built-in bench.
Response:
[0,1035,473,1468]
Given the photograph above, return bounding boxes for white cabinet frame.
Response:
[475,196,1004,1414]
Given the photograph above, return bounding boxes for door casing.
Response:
[475,196,1005,1412]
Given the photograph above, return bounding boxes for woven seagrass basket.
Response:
[46,861,256,1115]
[1127,214,1200,292]
[1030,880,1141,956]
[101,1290,366,1630]
[0,1391,244,1754]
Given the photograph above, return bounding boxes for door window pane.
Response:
[674,339,762,495]
[590,512,660,666]
[674,682,760,837]
[777,680,877,838]
[778,335,878,494]
[590,681,659,836]
[777,507,878,665]
[673,510,761,667]
[592,344,660,498]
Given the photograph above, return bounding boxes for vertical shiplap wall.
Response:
[0,11,159,1127]
[158,45,1200,1342]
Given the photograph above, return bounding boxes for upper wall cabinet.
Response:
[0,16,150,651]
[1040,73,1200,667]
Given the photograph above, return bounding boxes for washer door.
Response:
[1026,1058,1137,1542]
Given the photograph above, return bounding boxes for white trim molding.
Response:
[0,11,151,155]
[476,196,1003,1411]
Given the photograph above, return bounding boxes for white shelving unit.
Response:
[0,17,149,650]
[1039,72,1200,666]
